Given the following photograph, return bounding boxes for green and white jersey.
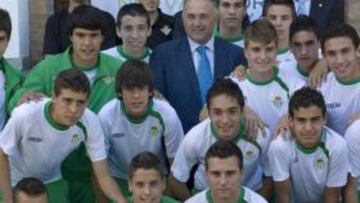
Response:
[128,195,180,203]
[230,68,305,132]
[277,48,297,71]
[171,119,271,191]
[0,99,107,186]
[98,98,184,180]
[213,27,244,48]
[318,72,360,135]
[268,127,350,202]
[281,64,309,83]
[344,119,360,190]
[0,70,5,129]
[102,46,151,63]
[185,187,268,203]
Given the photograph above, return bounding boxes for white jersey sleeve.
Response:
[98,99,118,154]
[268,136,292,182]
[344,120,360,179]
[81,109,107,162]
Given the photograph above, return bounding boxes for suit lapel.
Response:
[214,38,228,77]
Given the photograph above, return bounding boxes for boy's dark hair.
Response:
[290,15,318,41]
[288,87,326,117]
[183,0,219,8]
[67,5,106,36]
[206,78,245,110]
[128,151,163,180]
[205,140,243,170]
[117,3,150,28]
[0,8,12,38]
[262,0,296,21]
[244,18,278,47]
[54,68,91,97]
[218,0,247,8]
[115,59,154,95]
[320,23,360,52]
[14,177,47,201]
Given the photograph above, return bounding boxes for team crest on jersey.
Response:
[314,157,326,170]
[150,126,159,138]
[244,149,257,161]
[71,134,85,144]
[272,95,284,109]
[103,76,113,85]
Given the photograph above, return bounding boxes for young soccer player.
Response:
[214,0,248,48]
[98,59,184,196]
[231,19,304,133]
[0,69,126,203]
[127,152,179,203]
[0,8,24,129]
[288,15,321,82]
[263,0,297,70]
[169,78,271,201]
[185,140,267,203]
[14,177,48,203]
[9,5,122,113]
[102,4,152,62]
[268,87,350,203]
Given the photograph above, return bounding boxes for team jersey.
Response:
[247,0,265,22]
[128,196,180,203]
[98,98,184,180]
[231,67,305,132]
[318,72,360,135]
[0,99,107,186]
[213,27,244,48]
[344,119,360,190]
[185,187,268,203]
[281,64,309,83]
[268,126,350,202]
[171,119,271,191]
[277,48,297,71]
[102,46,152,63]
[0,70,5,130]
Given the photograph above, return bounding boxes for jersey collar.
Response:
[206,187,246,203]
[119,98,154,124]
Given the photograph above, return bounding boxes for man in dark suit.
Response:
[150,0,247,133]
[293,0,344,34]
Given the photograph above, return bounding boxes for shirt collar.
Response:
[187,36,215,53]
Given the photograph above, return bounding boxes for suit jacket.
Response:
[150,37,246,133]
[309,0,344,33]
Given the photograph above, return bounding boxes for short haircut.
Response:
[115,59,154,95]
[205,140,243,170]
[14,177,47,201]
[262,0,296,21]
[244,18,278,47]
[288,87,326,117]
[116,3,150,28]
[183,0,218,8]
[206,78,245,110]
[320,23,360,51]
[53,68,91,97]
[0,8,11,38]
[289,15,318,41]
[218,0,247,7]
[67,5,105,36]
[128,151,163,181]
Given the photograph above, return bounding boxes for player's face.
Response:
[16,192,48,203]
[129,168,164,203]
[118,15,151,54]
[120,86,152,118]
[52,88,88,127]
[0,31,9,58]
[209,94,243,141]
[70,28,103,66]
[218,0,246,29]
[289,105,325,148]
[265,5,293,43]
[290,31,319,70]
[245,40,277,73]
[206,156,243,201]
[323,36,360,82]
[182,0,218,44]
[138,0,159,13]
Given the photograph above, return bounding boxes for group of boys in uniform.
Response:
[0,0,359,203]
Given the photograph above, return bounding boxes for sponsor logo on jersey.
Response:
[151,126,159,138]
[112,133,125,138]
[272,95,284,109]
[314,157,326,170]
[326,102,341,109]
[71,134,85,143]
[27,136,43,143]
